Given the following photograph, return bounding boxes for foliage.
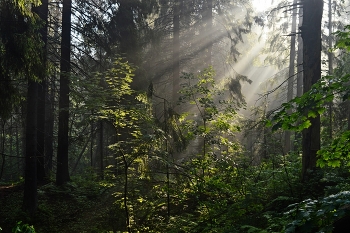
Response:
[68,57,140,171]
[0,0,45,120]
[163,151,303,233]
[268,24,350,132]
[178,66,241,157]
[13,0,41,16]
[70,57,135,118]
[334,25,350,51]
[3,0,350,231]
[12,221,35,233]
[281,191,350,233]
[91,57,165,232]
[138,68,305,232]
[267,25,350,171]
[317,130,350,168]
[266,74,350,132]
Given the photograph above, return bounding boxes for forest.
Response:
[1,0,350,232]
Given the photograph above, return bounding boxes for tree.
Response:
[0,0,45,215]
[173,0,181,105]
[284,0,298,154]
[34,0,49,184]
[296,5,303,98]
[23,0,48,214]
[300,0,323,179]
[202,0,213,67]
[56,0,72,185]
[23,73,39,215]
[0,0,32,120]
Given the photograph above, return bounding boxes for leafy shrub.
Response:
[282,191,350,233]
[12,221,35,233]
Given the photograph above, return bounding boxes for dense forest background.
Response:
[2,0,350,232]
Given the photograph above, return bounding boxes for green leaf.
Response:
[328,160,341,168]
[299,120,311,130]
[307,111,317,118]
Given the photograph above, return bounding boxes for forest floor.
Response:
[0,181,117,233]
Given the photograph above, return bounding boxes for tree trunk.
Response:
[0,121,5,180]
[23,80,38,215]
[56,0,71,185]
[301,0,323,180]
[172,0,180,105]
[203,0,212,67]
[99,121,104,179]
[327,0,333,139]
[284,0,298,154]
[23,0,49,213]
[34,0,49,184]
[296,5,303,98]
[37,81,47,183]
[15,116,21,175]
[45,79,54,174]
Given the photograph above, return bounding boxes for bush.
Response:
[12,221,36,233]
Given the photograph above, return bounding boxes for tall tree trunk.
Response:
[34,0,49,184]
[327,0,333,139]
[203,0,212,67]
[99,121,104,179]
[172,0,180,105]
[90,116,94,167]
[23,79,38,215]
[15,115,21,175]
[296,5,303,98]
[284,0,298,154]
[0,121,5,180]
[295,3,303,151]
[56,0,71,185]
[45,79,54,174]
[23,0,49,213]
[37,82,47,183]
[301,0,323,180]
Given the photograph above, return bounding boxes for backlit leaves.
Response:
[334,25,350,51]
[267,74,350,132]
[317,130,350,169]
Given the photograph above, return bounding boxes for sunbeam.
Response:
[252,0,273,11]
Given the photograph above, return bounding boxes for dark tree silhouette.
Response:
[301,0,323,180]
[56,0,72,185]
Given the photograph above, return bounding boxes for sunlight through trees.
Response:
[1,0,350,232]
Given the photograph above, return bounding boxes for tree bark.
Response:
[45,79,54,174]
[284,0,298,154]
[23,0,49,213]
[56,0,71,185]
[301,0,323,180]
[0,121,5,180]
[34,0,49,184]
[99,121,104,179]
[296,5,303,98]
[327,0,333,139]
[23,80,38,215]
[172,0,180,105]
